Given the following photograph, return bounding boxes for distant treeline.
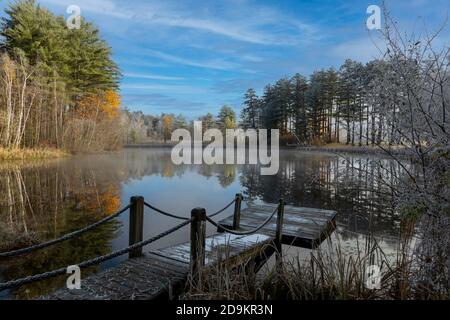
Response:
[0,0,123,152]
[241,59,407,146]
[128,58,420,147]
[125,105,238,143]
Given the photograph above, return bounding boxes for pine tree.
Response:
[218,105,237,130]
[241,88,260,129]
[0,0,121,150]
[1,0,120,99]
[291,73,308,141]
[199,113,215,132]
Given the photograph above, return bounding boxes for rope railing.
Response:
[189,198,285,280]
[0,196,239,259]
[144,198,237,220]
[205,204,280,236]
[0,204,132,259]
[144,202,190,221]
[207,198,237,218]
[0,193,285,292]
[0,218,192,292]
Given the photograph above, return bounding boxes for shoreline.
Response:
[294,145,407,156]
[0,144,407,160]
[0,148,70,161]
[123,142,407,156]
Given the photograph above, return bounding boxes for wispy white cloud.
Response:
[241,54,265,62]
[122,93,207,112]
[32,0,450,118]
[143,49,238,70]
[40,0,317,46]
[41,0,130,19]
[333,35,386,62]
[147,15,272,45]
[121,83,208,94]
[124,72,184,81]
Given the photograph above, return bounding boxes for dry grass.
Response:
[268,237,395,300]
[182,264,261,300]
[0,148,69,161]
[0,222,40,253]
[181,244,271,300]
[182,221,449,300]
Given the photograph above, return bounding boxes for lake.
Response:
[0,147,404,299]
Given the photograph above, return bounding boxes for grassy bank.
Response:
[0,223,40,253]
[182,222,449,300]
[0,148,70,161]
[294,143,409,156]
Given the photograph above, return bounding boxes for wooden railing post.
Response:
[190,207,206,281]
[232,193,242,230]
[129,196,144,259]
[275,199,285,264]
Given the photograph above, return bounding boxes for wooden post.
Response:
[190,207,206,281]
[232,193,242,230]
[129,196,144,259]
[275,199,285,263]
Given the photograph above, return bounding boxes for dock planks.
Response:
[151,233,275,269]
[43,203,336,300]
[44,253,189,300]
[45,233,274,300]
[218,204,337,249]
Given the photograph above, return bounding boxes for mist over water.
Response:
[0,148,405,299]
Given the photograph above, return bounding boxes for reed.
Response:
[0,148,69,161]
[0,222,40,253]
[182,222,449,300]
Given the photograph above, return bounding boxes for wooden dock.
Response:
[218,203,337,249]
[152,233,275,271]
[43,253,189,300]
[44,233,275,300]
[0,195,338,300]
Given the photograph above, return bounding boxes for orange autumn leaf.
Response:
[76,90,121,120]
[162,114,174,141]
[102,90,121,119]
[162,115,173,130]
[73,184,121,216]
[99,185,121,215]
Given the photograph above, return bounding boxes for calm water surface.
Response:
[0,148,404,299]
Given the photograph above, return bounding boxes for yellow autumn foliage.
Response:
[76,90,121,121]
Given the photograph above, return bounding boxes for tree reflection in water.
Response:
[0,157,125,299]
[0,148,407,299]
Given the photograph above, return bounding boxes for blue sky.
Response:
[1,0,449,119]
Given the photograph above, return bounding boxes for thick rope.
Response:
[0,218,192,291]
[144,202,189,220]
[144,197,236,220]
[0,204,132,259]
[208,198,236,218]
[206,204,280,236]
